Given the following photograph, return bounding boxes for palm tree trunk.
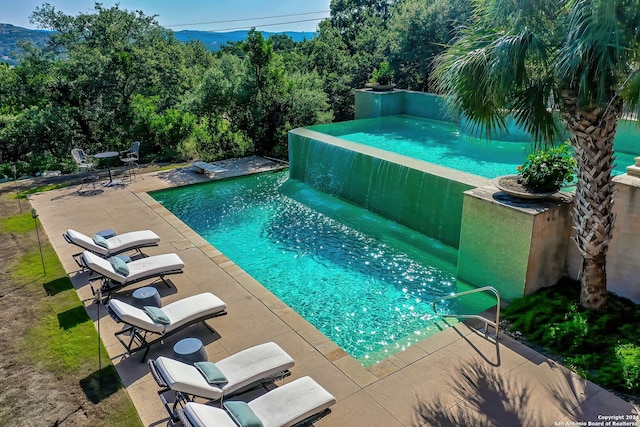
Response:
[560,91,621,310]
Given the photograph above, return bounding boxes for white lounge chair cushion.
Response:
[104,230,160,251]
[109,293,226,334]
[154,342,295,401]
[249,376,336,427]
[67,229,107,255]
[82,250,184,284]
[66,229,160,256]
[182,376,336,427]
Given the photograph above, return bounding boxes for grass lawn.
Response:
[503,278,640,400]
[0,182,142,426]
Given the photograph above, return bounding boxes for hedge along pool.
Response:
[151,171,495,366]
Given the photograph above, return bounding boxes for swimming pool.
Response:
[151,171,495,366]
[307,115,632,178]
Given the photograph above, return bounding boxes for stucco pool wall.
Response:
[355,90,537,143]
[288,127,487,249]
[288,124,575,301]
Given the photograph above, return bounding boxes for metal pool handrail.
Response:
[431,286,501,339]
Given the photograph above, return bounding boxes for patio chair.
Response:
[120,141,142,182]
[71,148,97,190]
[63,228,160,267]
[107,292,227,362]
[178,376,336,427]
[81,250,184,299]
[148,342,295,420]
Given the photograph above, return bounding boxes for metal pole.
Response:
[95,288,103,389]
[13,165,22,213]
[31,209,46,275]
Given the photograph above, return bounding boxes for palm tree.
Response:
[433,0,640,310]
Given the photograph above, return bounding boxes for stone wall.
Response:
[606,175,640,302]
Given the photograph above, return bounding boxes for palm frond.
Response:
[558,0,640,106]
[620,68,640,112]
[432,29,508,138]
[433,23,559,143]
[510,77,561,146]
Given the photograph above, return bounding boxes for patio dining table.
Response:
[93,151,121,187]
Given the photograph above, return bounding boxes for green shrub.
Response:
[616,343,640,393]
[1,154,76,179]
[543,303,588,353]
[0,161,28,178]
[518,142,576,192]
[370,61,395,85]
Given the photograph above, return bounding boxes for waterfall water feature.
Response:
[289,130,478,249]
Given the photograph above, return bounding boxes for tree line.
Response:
[0,0,471,177]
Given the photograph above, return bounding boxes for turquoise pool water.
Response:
[152,171,495,366]
[308,115,632,178]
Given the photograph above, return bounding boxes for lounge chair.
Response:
[64,228,160,266]
[81,250,184,298]
[178,376,336,427]
[107,293,227,361]
[148,342,295,420]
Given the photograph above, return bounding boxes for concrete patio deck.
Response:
[28,158,638,427]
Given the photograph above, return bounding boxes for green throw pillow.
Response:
[94,233,109,248]
[144,306,170,324]
[109,256,129,276]
[194,361,228,385]
[223,401,263,427]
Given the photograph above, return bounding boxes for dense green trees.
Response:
[183,30,332,159]
[0,0,471,174]
[386,0,472,91]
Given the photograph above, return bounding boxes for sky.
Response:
[1,0,331,32]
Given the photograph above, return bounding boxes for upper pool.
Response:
[307,115,632,178]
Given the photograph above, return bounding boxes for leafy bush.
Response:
[517,142,576,192]
[1,154,76,179]
[616,343,640,393]
[543,303,588,353]
[370,61,395,85]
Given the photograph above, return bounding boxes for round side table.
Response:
[173,337,207,363]
[132,286,161,308]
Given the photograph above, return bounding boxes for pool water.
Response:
[152,171,495,366]
[308,115,632,178]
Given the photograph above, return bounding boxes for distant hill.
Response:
[173,30,315,51]
[0,23,315,65]
[0,24,51,65]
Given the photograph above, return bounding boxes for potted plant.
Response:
[367,61,395,91]
[494,142,576,198]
